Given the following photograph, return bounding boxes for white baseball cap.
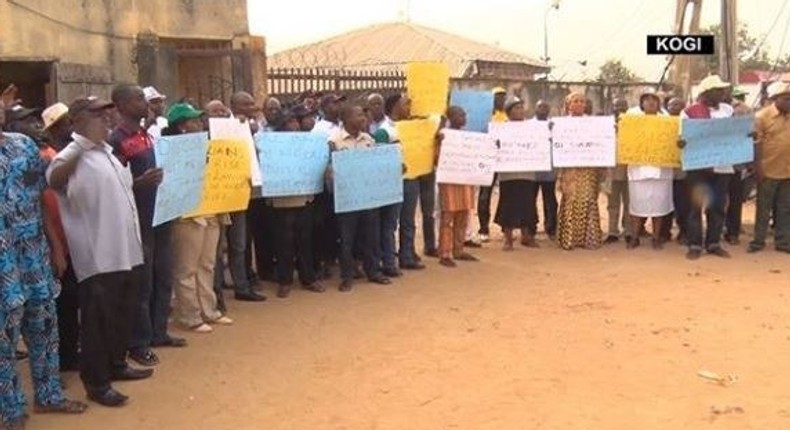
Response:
[41,102,69,130]
[143,86,166,102]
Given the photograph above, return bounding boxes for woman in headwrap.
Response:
[556,92,604,250]
[625,90,674,250]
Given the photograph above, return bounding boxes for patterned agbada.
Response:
[0,132,67,425]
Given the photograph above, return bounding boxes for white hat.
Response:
[768,81,790,99]
[41,102,69,130]
[697,75,731,94]
[143,86,166,102]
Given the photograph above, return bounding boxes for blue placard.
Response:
[450,90,494,133]
[256,132,331,197]
[681,116,755,171]
[332,145,404,213]
[153,132,210,226]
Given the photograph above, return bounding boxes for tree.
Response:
[596,59,643,83]
[700,23,790,72]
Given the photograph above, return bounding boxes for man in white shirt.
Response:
[678,75,735,260]
[142,87,167,139]
[312,93,346,135]
[47,97,150,408]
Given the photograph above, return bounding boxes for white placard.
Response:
[209,117,264,187]
[488,120,552,172]
[551,116,616,168]
[436,129,498,186]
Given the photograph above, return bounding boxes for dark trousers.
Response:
[56,262,79,369]
[751,178,790,250]
[537,180,558,236]
[668,179,690,240]
[478,185,494,235]
[248,199,276,281]
[379,203,401,271]
[79,267,141,392]
[273,204,316,285]
[338,209,381,281]
[399,172,437,264]
[686,171,730,251]
[313,192,339,270]
[130,223,172,351]
[725,173,744,240]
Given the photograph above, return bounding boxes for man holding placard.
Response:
[678,75,736,260]
[749,82,790,254]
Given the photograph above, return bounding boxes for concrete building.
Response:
[0,0,265,108]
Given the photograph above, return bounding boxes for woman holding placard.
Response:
[494,97,540,251]
[556,92,604,250]
[625,91,674,250]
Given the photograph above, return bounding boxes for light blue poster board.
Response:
[681,116,755,171]
[332,145,404,213]
[153,132,209,226]
[255,132,331,197]
[450,89,494,133]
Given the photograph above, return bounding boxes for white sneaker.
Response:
[191,323,213,333]
[213,316,234,326]
[479,234,490,243]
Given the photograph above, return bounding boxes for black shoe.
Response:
[604,235,619,244]
[369,275,392,285]
[747,243,764,253]
[276,284,292,298]
[111,367,153,381]
[707,247,731,258]
[15,350,28,360]
[463,240,483,248]
[686,249,703,260]
[234,291,267,302]
[724,236,740,246]
[151,336,188,348]
[353,266,364,279]
[128,349,159,367]
[87,388,129,407]
[382,267,402,278]
[339,280,353,292]
[424,249,440,258]
[399,261,425,270]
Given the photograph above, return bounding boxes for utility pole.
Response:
[719,0,739,83]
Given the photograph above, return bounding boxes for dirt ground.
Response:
[24,199,790,430]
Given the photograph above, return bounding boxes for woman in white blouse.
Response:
[626,91,674,250]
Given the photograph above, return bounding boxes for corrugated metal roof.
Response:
[267,22,548,78]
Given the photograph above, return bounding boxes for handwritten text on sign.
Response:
[332,145,404,213]
[152,132,210,226]
[450,90,494,133]
[255,132,330,197]
[185,139,252,217]
[681,116,755,171]
[488,120,553,172]
[209,117,263,187]
[396,119,437,179]
[617,115,681,167]
[406,62,450,117]
[551,116,616,168]
[436,129,498,186]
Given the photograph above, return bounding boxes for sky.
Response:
[247,0,790,81]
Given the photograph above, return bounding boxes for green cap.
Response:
[166,103,203,124]
[731,86,748,97]
[372,128,391,144]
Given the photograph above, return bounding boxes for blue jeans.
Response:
[399,172,437,264]
[686,171,730,251]
[215,211,252,295]
[379,203,401,271]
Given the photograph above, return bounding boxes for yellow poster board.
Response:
[617,115,681,167]
[406,62,450,117]
[186,139,251,217]
[396,119,438,179]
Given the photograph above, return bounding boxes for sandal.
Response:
[34,399,88,414]
[439,258,457,267]
[128,349,159,367]
[455,253,479,262]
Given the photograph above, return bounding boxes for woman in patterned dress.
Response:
[556,92,605,250]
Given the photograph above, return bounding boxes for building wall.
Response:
[1,0,250,101]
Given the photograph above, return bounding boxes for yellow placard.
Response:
[617,115,681,167]
[406,62,450,117]
[396,119,438,179]
[186,139,251,217]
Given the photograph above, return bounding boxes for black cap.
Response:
[68,97,114,118]
[320,93,347,107]
[292,104,315,119]
[6,104,41,122]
